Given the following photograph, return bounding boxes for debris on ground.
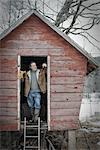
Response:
[1,118,100,149]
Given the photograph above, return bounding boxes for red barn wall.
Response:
[0,14,87,131]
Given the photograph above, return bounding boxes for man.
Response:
[24,62,46,122]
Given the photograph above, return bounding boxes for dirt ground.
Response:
[1,120,100,150]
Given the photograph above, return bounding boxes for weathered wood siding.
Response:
[0,15,87,131]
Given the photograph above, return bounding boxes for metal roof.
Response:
[0,9,99,67]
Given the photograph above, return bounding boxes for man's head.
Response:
[30,62,37,71]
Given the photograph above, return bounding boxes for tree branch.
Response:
[65,0,83,34]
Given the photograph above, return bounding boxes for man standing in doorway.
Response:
[24,62,46,122]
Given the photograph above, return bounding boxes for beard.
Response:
[31,66,37,71]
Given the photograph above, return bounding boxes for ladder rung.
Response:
[27,122,38,125]
[25,146,38,149]
[26,125,38,128]
[40,127,48,130]
[24,117,40,150]
[26,135,38,138]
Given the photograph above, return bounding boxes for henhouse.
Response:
[0,10,98,131]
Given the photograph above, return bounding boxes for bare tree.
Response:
[0,0,100,50]
[0,0,33,30]
[55,0,100,49]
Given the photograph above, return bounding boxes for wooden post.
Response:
[68,130,76,150]
[38,117,40,150]
[61,131,68,149]
[24,117,26,150]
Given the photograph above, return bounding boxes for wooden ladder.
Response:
[23,117,40,150]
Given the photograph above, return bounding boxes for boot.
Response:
[29,108,35,122]
[34,108,40,123]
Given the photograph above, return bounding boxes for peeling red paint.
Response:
[0,14,87,131]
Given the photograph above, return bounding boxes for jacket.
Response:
[24,69,46,97]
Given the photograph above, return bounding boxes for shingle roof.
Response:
[0,9,99,67]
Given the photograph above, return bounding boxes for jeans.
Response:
[27,90,41,109]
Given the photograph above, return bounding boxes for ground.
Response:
[1,118,100,150]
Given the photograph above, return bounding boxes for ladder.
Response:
[23,117,40,150]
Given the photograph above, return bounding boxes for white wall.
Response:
[79,66,100,122]
[79,93,100,122]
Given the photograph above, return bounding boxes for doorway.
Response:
[19,56,48,123]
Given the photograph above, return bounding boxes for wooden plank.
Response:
[0,73,17,80]
[51,66,86,71]
[68,130,76,150]
[0,96,17,102]
[51,116,79,122]
[0,109,17,116]
[50,64,85,71]
[0,55,17,59]
[0,102,17,108]
[51,101,81,109]
[4,30,60,40]
[0,118,18,124]
[1,64,17,73]
[51,77,84,84]
[0,89,17,96]
[50,120,79,130]
[51,55,85,62]
[0,47,63,52]
[20,48,65,55]
[0,57,17,73]
[0,124,18,131]
[51,70,85,77]
[1,40,62,49]
[0,117,18,123]
[51,56,73,61]
[0,67,16,73]
[51,93,83,102]
[0,48,24,54]
[20,49,49,56]
[50,59,75,64]
[2,38,67,47]
[51,108,80,116]
[0,48,66,56]
[51,57,86,62]
[51,84,84,93]
[50,68,85,74]
[0,59,16,65]
[20,50,49,56]
[0,81,17,89]
[51,60,86,68]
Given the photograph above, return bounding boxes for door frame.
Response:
[18,55,21,130]
[17,55,50,130]
[47,55,50,130]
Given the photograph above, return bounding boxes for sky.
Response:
[0,0,100,57]
[69,25,100,57]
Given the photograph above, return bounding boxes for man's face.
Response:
[30,62,37,71]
